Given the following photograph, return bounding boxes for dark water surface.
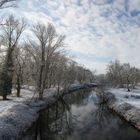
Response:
[23,89,140,140]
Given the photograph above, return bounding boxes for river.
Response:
[23,89,140,140]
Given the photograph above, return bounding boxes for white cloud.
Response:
[129,0,140,12]
[1,0,140,74]
[75,56,108,74]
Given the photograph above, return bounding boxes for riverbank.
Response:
[104,87,140,131]
[0,83,96,140]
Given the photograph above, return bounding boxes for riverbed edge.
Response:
[0,83,96,140]
[104,91,140,131]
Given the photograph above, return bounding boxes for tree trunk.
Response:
[127,77,130,92]
[39,90,43,100]
[38,58,45,100]
[57,83,60,96]
[132,81,136,89]
[16,77,21,97]
[16,84,21,97]
[127,87,130,92]
[3,94,7,100]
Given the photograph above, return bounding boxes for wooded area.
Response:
[0,0,94,100]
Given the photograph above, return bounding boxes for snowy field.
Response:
[0,89,33,114]
[108,86,140,108]
[104,86,140,130]
[0,88,57,117]
[0,87,58,139]
[0,83,94,121]
[0,84,94,139]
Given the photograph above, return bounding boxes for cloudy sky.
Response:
[2,0,140,73]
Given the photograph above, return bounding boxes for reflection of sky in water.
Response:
[70,91,98,128]
[71,101,97,129]
[61,90,140,140]
[23,89,140,140]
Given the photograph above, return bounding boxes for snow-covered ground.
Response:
[0,83,96,140]
[0,87,59,140]
[104,86,140,131]
[0,83,96,119]
[108,86,140,108]
[0,89,32,114]
[0,88,57,116]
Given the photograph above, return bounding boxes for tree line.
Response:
[0,1,94,100]
[106,60,140,91]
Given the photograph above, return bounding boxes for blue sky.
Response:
[2,0,140,73]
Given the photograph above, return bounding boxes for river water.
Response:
[23,89,140,140]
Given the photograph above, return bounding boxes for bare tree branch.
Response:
[0,0,17,9]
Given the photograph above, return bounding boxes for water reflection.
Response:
[23,89,140,140]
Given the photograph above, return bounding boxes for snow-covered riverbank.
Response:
[105,86,140,130]
[0,83,96,140]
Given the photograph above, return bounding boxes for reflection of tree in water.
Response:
[89,102,140,140]
[33,98,77,140]
[23,89,94,140]
[63,89,93,106]
[31,89,94,140]
[23,89,140,140]
[94,103,112,128]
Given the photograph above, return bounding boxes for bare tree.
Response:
[131,67,140,89]
[0,15,26,99]
[47,54,95,94]
[122,63,132,92]
[13,47,27,97]
[0,0,16,9]
[106,60,140,91]
[107,60,124,87]
[51,53,68,95]
[26,23,65,99]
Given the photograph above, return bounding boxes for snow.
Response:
[0,83,96,139]
[108,86,140,108]
[0,87,58,139]
[0,89,33,114]
[0,87,58,115]
[104,86,140,130]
